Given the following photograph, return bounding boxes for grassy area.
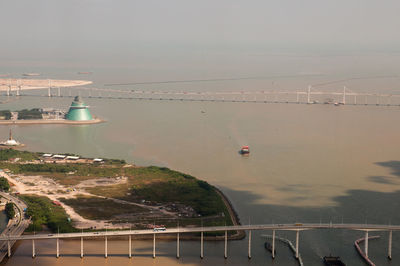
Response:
[0,149,39,162]
[0,149,235,229]
[20,195,76,233]
[60,196,148,220]
[87,166,233,224]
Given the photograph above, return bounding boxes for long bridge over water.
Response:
[2,77,400,106]
[12,85,400,107]
[0,222,398,263]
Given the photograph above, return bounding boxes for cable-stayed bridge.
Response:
[14,85,400,106]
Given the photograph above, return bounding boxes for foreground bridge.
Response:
[0,222,398,261]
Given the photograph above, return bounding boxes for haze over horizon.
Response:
[1,0,400,63]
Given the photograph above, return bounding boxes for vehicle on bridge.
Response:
[153,227,166,232]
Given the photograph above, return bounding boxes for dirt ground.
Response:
[0,172,175,229]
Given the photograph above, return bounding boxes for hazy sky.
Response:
[1,0,400,81]
[1,0,400,51]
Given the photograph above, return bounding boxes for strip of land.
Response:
[0,78,92,91]
[0,149,239,237]
[0,118,103,125]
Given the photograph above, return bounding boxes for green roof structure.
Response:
[65,96,93,121]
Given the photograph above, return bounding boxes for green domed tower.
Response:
[65,96,93,121]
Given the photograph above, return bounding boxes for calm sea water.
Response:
[2,52,400,265]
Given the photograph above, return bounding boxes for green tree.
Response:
[0,177,10,191]
[5,202,15,219]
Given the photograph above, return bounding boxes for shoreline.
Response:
[0,149,243,241]
[0,118,104,125]
[20,186,245,242]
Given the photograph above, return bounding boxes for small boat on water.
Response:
[323,256,346,266]
[264,241,276,256]
[239,146,250,155]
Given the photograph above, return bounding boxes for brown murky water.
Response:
[2,53,400,265]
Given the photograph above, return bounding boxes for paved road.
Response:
[0,192,30,260]
[0,222,398,241]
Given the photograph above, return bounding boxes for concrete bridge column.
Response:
[153,234,156,258]
[105,236,108,258]
[342,86,346,104]
[176,233,180,259]
[248,230,251,259]
[295,230,299,259]
[32,239,36,258]
[56,238,59,258]
[200,231,204,259]
[365,231,369,258]
[388,230,392,260]
[80,237,83,258]
[129,235,132,258]
[272,230,276,259]
[7,240,11,257]
[224,230,227,259]
[17,86,21,96]
[7,86,10,96]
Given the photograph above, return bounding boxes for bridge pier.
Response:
[365,231,369,258]
[224,230,227,259]
[7,86,10,96]
[105,236,108,258]
[248,230,251,259]
[343,86,346,105]
[272,230,276,259]
[129,235,132,258]
[176,233,180,259]
[295,230,299,259]
[200,231,204,259]
[153,234,156,258]
[7,240,10,257]
[32,239,35,258]
[80,237,83,258]
[56,238,59,258]
[388,230,392,259]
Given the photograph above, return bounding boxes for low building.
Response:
[52,155,66,159]
[66,156,80,160]
[93,158,103,163]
